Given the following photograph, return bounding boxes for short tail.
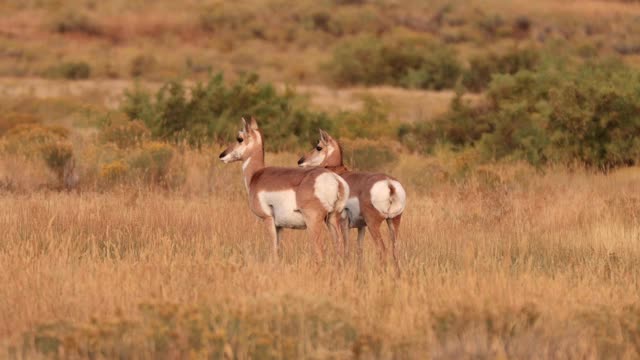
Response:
[371,179,406,218]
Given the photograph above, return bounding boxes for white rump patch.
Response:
[370,180,406,218]
[258,190,306,229]
[313,172,340,211]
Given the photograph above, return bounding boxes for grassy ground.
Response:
[2,162,640,358]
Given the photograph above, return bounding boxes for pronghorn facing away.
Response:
[219,117,349,263]
[298,130,407,274]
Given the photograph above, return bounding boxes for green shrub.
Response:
[0,124,75,184]
[326,36,387,86]
[41,142,73,175]
[99,160,129,185]
[2,124,70,153]
[99,120,150,148]
[463,47,539,92]
[45,61,91,80]
[343,139,398,172]
[130,54,156,78]
[335,95,390,138]
[121,73,337,151]
[197,3,257,39]
[325,7,386,37]
[334,0,367,4]
[398,92,493,155]
[21,297,362,359]
[128,141,174,184]
[52,11,102,36]
[327,35,461,90]
[401,61,640,170]
[476,13,507,38]
[545,63,640,168]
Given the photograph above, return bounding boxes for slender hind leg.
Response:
[362,211,387,267]
[386,215,402,276]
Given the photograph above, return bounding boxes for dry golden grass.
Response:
[290,85,481,123]
[2,154,640,358]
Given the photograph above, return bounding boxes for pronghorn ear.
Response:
[248,116,259,130]
[241,117,252,136]
[319,129,332,143]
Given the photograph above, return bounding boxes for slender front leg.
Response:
[363,211,387,267]
[263,217,280,261]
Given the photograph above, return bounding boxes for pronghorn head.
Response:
[219,117,262,164]
[298,129,342,167]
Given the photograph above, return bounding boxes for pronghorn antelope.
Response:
[219,117,349,263]
[297,130,406,274]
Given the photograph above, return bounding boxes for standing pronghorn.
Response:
[219,117,349,263]
[297,130,406,274]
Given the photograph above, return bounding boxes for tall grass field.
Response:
[2,0,640,358]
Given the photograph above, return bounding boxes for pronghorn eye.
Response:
[316,146,322,151]
[237,137,244,143]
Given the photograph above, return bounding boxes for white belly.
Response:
[258,190,306,229]
[345,197,365,228]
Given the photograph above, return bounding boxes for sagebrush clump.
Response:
[122,73,338,151]
[99,120,150,148]
[401,60,640,170]
[462,47,539,92]
[45,61,91,80]
[0,124,75,187]
[327,35,462,90]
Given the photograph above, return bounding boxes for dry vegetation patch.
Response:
[1,168,640,358]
